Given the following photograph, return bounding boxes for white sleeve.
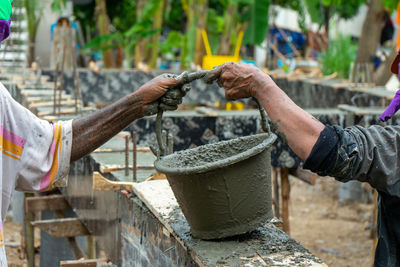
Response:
[1,85,73,192]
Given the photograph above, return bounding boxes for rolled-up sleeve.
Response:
[304,125,400,196]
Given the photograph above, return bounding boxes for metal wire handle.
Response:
[253,97,271,134]
[156,98,271,159]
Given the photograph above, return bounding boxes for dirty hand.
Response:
[135,73,190,116]
[207,62,275,100]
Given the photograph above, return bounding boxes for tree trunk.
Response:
[194,0,208,67]
[135,0,148,68]
[373,48,397,85]
[95,0,115,68]
[218,3,237,55]
[28,35,36,67]
[352,0,386,81]
[24,0,39,67]
[323,6,330,41]
[181,0,196,69]
[149,0,165,69]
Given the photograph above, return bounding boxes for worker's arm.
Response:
[0,74,185,192]
[213,62,400,196]
[70,74,186,161]
[212,62,324,160]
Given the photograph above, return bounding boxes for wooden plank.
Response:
[31,218,89,238]
[25,193,35,267]
[26,96,72,103]
[29,100,81,109]
[60,258,109,267]
[99,164,155,173]
[289,168,317,185]
[25,195,69,213]
[93,147,151,153]
[92,171,134,191]
[54,211,86,260]
[144,173,166,181]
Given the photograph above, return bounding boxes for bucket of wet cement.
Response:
[155,106,277,239]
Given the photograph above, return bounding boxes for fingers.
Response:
[204,63,230,84]
[160,103,179,111]
[175,71,189,85]
[225,88,240,101]
[162,97,182,106]
[181,84,190,95]
[164,89,184,99]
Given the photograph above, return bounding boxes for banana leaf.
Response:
[243,0,270,45]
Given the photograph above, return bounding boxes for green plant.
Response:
[51,0,66,13]
[319,35,357,79]
[160,31,184,60]
[243,0,270,45]
[83,0,162,67]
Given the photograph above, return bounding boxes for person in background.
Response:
[210,59,400,266]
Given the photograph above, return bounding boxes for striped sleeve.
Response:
[0,84,73,192]
[16,119,73,192]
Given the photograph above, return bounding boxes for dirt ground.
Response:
[3,176,375,267]
[290,176,375,267]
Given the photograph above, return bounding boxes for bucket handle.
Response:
[155,98,271,158]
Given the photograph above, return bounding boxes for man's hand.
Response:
[135,73,190,116]
[210,62,276,100]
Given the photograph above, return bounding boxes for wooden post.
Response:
[125,135,129,176]
[280,168,290,234]
[132,132,137,182]
[86,235,96,259]
[273,168,280,218]
[371,189,378,266]
[149,0,164,69]
[95,0,115,68]
[25,193,35,267]
[288,168,318,185]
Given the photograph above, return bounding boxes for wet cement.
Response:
[155,133,277,239]
[166,204,323,266]
[158,134,267,169]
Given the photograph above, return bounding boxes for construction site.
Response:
[1,0,400,266]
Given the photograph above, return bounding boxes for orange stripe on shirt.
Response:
[0,136,23,157]
[1,148,21,161]
[40,123,63,191]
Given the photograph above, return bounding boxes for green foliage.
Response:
[305,0,366,22]
[51,0,66,14]
[83,0,162,66]
[24,0,43,39]
[383,0,399,10]
[206,8,224,54]
[319,35,357,78]
[243,0,270,45]
[164,0,185,31]
[160,30,184,59]
[108,0,137,33]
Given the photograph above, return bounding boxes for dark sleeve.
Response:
[304,124,400,197]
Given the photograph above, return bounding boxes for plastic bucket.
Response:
[155,132,276,239]
[154,98,277,239]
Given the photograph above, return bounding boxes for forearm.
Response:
[70,92,144,162]
[254,84,324,160]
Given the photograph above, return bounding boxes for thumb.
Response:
[204,63,226,84]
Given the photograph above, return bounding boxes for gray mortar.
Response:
[155,132,277,239]
[165,205,323,266]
